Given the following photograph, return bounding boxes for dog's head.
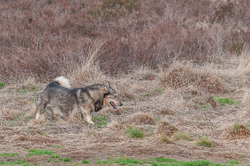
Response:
[103,82,123,109]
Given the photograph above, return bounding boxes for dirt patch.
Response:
[225,125,250,140]
[156,121,179,137]
[124,113,156,125]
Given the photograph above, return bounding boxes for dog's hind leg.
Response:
[35,93,47,120]
[52,106,66,123]
[80,107,94,124]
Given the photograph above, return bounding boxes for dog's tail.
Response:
[54,76,71,88]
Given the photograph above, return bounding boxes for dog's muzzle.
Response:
[110,101,117,109]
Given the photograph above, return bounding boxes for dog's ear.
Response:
[104,82,110,92]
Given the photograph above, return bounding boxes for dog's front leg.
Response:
[35,111,41,120]
[80,107,94,124]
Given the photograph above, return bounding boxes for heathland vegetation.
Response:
[1,0,250,165]
[0,0,250,81]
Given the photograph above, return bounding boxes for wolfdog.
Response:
[35,76,122,124]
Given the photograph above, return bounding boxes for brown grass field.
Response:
[1,0,250,165]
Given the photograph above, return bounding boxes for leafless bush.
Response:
[0,0,250,81]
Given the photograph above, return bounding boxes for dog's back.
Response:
[36,77,77,117]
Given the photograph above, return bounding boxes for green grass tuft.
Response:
[125,127,145,138]
[51,145,61,149]
[161,135,170,144]
[92,116,107,128]
[82,159,90,164]
[94,156,228,166]
[95,160,113,164]
[63,158,71,162]
[196,137,212,147]
[245,125,250,132]
[0,153,19,157]
[233,123,240,132]
[27,149,54,157]
[50,154,60,158]
[214,97,240,106]
[30,86,38,92]
[226,160,240,164]
[0,82,5,88]
[0,161,27,165]
[113,157,143,165]
[155,158,177,163]
[172,131,193,141]
[201,105,210,110]
[155,87,164,94]
[19,89,27,94]
[155,117,161,122]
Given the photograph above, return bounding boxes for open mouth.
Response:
[109,101,117,109]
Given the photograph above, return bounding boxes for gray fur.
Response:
[35,78,121,124]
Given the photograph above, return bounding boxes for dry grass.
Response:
[1,0,250,81]
[235,45,250,76]
[242,88,250,104]
[172,131,193,141]
[123,112,156,125]
[68,40,107,86]
[156,121,179,138]
[226,124,250,140]
[160,63,198,89]
[1,0,250,165]
[160,62,224,95]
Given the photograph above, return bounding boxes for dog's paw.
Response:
[89,121,95,125]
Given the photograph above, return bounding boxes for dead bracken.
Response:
[160,67,197,89]
[226,125,250,140]
[124,113,156,125]
[161,65,224,94]
[156,121,179,137]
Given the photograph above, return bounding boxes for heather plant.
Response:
[0,0,250,81]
